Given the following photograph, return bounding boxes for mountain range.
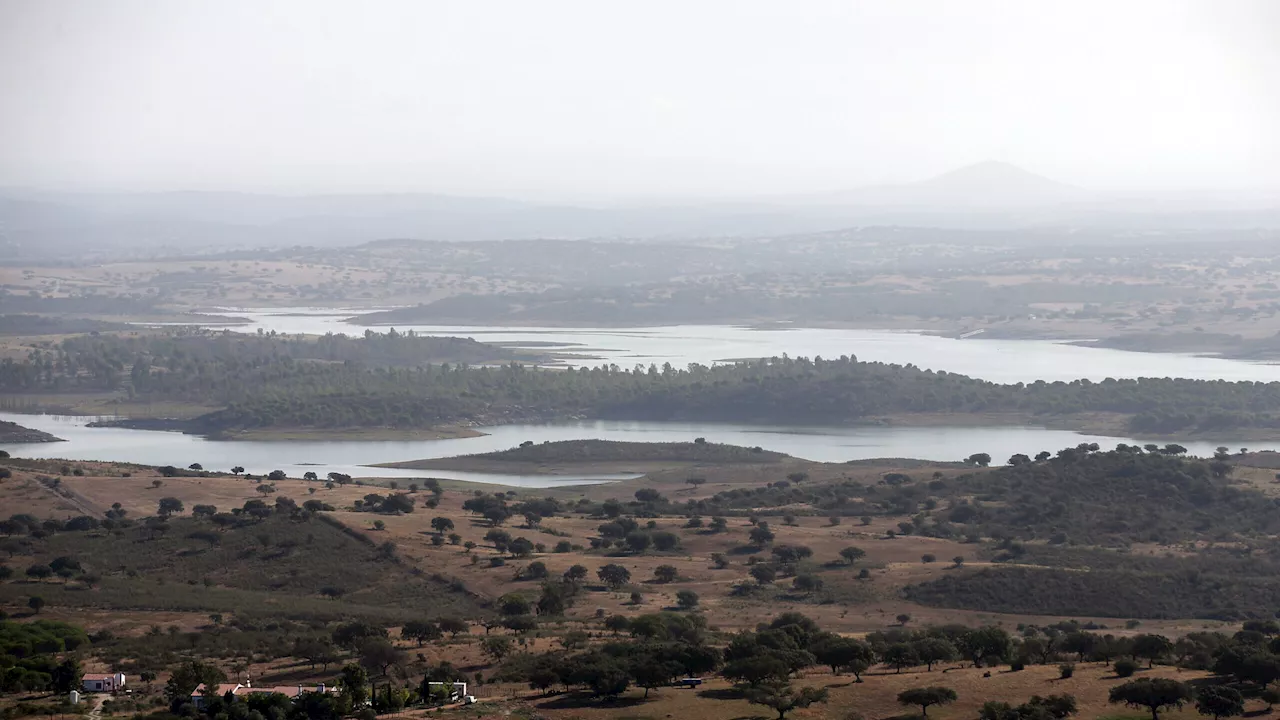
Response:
[1,163,1275,258]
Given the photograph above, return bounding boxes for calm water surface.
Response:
[2,413,1268,488]
[190,307,1280,384]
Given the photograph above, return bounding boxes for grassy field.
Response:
[0,456,1246,638]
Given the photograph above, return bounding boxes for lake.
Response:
[192,307,1280,384]
[1,412,1268,488]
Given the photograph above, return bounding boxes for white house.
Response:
[82,673,127,693]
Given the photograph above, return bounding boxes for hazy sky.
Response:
[1,0,1277,200]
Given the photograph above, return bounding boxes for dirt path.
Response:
[35,475,103,517]
[88,695,106,720]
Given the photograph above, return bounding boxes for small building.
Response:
[82,673,127,693]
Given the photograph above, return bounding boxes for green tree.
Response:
[481,636,513,661]
[438,617,468,637]
[839,546,866,565]
[1109,678,1193,720]
[1132,634,1173,668]
[654,564,678,583]
[914,637,959,671]
[430,516,454,534]
[749,525,775,546]
[1196,686,1244,720]
[751,564,777,584]
[811,636,874,679]
[338,663,370,710]
[157,496,184,517]
[164,660,227,703]
[27,595,45,614]
[883,643,920,673]
[676,589,699,609]
[597,563,631,589]
[747,681,829,720]
[898,686,958,716]
[401,620,442,646]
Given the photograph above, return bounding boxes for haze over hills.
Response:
[785,161,1092,208]
[1,162,1276,259]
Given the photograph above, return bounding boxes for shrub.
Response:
[1059,663,1075,679]
[1114,659,1139,677]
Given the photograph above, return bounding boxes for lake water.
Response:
[2,412,1268,488]
[190,307,1280,384]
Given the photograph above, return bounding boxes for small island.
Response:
[375,438,789,474]
[0,420,64,444]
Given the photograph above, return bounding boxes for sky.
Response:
[0,0,1277,201]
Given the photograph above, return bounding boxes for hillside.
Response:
[0,510,485,623]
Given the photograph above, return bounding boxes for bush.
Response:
[1114,659,1139,677]
[1010,659,1025,671]
[1059,663,1075,679]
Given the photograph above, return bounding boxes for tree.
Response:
[231,466,244,474]
[51,658,83,693]
[1058,631,1097,662]
[598,563,631,589]
[27,595,45,614]
[188,463,203,471]
[686,477,706,490]
[635,488,663,503]
[358,638,406,677]
[811,636,874,678]
[624,658,670,698]
[654,564,678,583]
[839,546,866,564]
[676,590,700,609]
[914,637,959,671]
[499,593,532,616]
[485,529,511,552]
[25,564,52,580]
[564,564,589,584]
[508,537,535,558]
[884,642,920,673]
[431,516,454,534]
[750,564,777,585]
[157,496,184,517]
[898,686,958,716]
[439,617,469,637]
[792,574,823,595]
[625,531,652,553]
[966,453,992,467]
[164,660,227,703]
[1109,678,1193,720]
[1196,686,1244,720]
[401,620,442,646]
[338,663,369,709]
[749,525,775,546]
[747,681,829,720]
[1132,634,1173,668]
[481,636,513,661]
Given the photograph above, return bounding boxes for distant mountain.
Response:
[0,164,1274,258]
[790,161,1092,208]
